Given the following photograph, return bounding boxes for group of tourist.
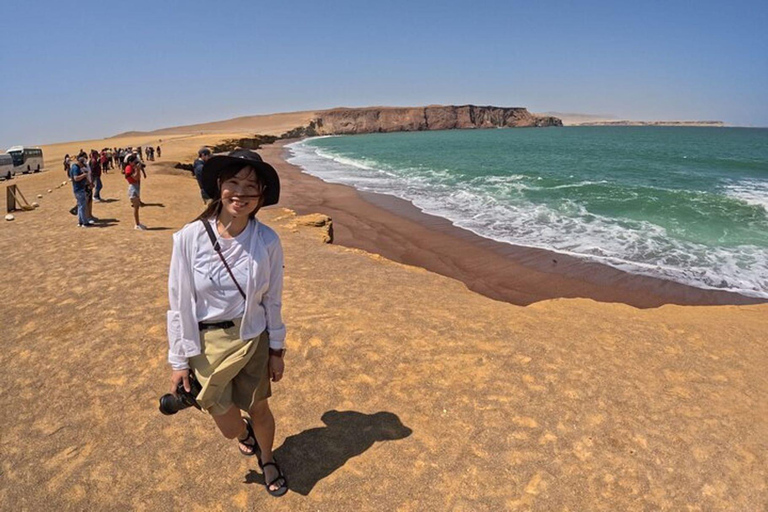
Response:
[143,145,160,161]
[64,146,161,174]
[65,145,159,229]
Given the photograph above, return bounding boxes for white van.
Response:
[0,153,14,180]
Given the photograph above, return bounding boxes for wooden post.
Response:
[6,185,16,213]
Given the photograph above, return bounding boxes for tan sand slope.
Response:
[112,110,317,137]
[1,131,767,510]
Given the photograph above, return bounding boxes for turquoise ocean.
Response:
[286,127,768,298]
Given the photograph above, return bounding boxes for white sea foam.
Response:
[286,139,768,298]
[723,179,768,212]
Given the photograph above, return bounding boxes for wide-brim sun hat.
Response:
[201,149,280,207]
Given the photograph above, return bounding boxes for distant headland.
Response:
[575,120,725,127]
[540,112,725,127]
[310,105,562,134]
[112,105,562,139]
[111,106,731,140]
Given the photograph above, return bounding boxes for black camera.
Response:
[159,372,203,415]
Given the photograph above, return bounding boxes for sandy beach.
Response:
[2,127,767,510]
[265,141,764,309]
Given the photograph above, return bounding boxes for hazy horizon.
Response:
[1,0,766,147]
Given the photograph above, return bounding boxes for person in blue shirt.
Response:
[69,156,93,227]
[194,147,212,204]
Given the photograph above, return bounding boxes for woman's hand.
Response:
[269,356,285,382]
[170,369,191,395]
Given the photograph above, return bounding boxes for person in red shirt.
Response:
[125,154,147,230]
[100,150,110,173]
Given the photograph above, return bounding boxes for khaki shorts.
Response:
[189,320,271,416]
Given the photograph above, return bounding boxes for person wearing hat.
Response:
[166,149,288,497]
[194,147,213,204]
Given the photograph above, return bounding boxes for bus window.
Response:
[8,150,23,166]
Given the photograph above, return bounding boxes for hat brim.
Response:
[201,155,280,207]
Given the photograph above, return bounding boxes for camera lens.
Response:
[158,393,182,415]
[158,375,203,416]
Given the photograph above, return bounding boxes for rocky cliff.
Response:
[313,105,562,135]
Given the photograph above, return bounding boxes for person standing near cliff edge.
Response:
[167,149,289,497]
[194,147,212,204]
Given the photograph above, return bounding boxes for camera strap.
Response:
[200,219,247,300]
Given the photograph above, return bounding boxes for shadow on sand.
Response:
[244,410,412,495]
[140,202,165,208]
[91,218,120,228]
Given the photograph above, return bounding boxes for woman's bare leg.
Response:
[211,405,255,455]
[132,199,141,226]
[212,405,247,439]
[249,399,284,491]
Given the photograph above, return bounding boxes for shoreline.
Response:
[261,139,764,309]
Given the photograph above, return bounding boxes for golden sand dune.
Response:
[1,131,766,510]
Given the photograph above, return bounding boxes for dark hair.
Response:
[195,164,265,223]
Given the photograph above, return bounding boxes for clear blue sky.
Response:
[1,0,766,146]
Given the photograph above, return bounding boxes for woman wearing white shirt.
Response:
[167,149,288,497]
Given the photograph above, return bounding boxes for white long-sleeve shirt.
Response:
[193,218,252,323]
[167,217,286,370]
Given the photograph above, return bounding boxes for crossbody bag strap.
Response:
[200,219,247,300]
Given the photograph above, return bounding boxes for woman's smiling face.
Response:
[220,166,263,218]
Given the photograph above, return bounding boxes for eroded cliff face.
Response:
[313,105,562,135]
